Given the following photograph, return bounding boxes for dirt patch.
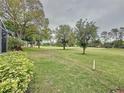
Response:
[116,89,124,93]
[110,89,124,93]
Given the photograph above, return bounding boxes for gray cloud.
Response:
[42,0,124,32]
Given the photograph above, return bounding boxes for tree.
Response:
[0,0,47,39]
[108,31,114,42]
[111,28,124,48]
[111,28,119,40]
[119,27,124,40]
[24,24,38,47]
[36,27,52,47]
[56,25,72,50]
[76,19,97,54]
[101,31,108,44]
[41,27,52,41]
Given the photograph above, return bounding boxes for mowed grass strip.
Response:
[25,47,124,93]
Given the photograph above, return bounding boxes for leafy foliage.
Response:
[0,52,33,93]
[88,39,102,47]
[76,19,97,54]
[101,28,124,48]
[0,0,47,39]
[8,37,25,50]
[56,25,75,49]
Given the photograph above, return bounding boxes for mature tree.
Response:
[41,27,52,41]
[76,19,97,54]
[24,25,51,48]
[108,32,114,42]
[56,25,73,50]
[35,27,52,47]
[24,24,38,47]
[119,27,124,40]
[0,0,47,39]
[111,28,119,40]
[111,28,124,48]
[101,31,108,44]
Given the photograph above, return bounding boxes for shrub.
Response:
[8,37,25,51]
[112,40,123,48]
[88,39,102,48]
[104,43,113,48]
[0,52,33,93]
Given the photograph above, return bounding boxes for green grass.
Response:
[25,47,124,93]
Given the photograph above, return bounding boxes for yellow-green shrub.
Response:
[0,52,33,93]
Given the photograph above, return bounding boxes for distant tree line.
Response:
[54,20,124,54]
[100,28,124,48]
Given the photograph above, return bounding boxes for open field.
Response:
[25,47,124,93]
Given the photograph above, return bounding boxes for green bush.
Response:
[112,40,123,48]
[0,52,33,93]
[8,37,25,50]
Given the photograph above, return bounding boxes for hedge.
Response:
[0,52,33,93]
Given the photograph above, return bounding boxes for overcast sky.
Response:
[42,0,124,32]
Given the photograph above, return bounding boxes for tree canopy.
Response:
[76,19,98,54]
[0,0,48,40]
[55,25,75,50]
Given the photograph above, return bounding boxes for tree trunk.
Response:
[37,41,40,48]
[38,45,40,48]
[30,42,33,47]
[30,44,33,48]
[83,47,86,54]
[63,44,66,50]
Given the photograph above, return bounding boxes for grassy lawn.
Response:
[25,47,124,93]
